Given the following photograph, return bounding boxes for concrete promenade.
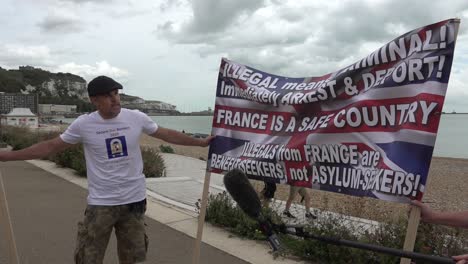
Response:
[0,154,305,264]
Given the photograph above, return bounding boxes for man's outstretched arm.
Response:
[0,137,73,162]
[150,127,214,147]
[412,200,468,228]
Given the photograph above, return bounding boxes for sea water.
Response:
[56,114,468,159]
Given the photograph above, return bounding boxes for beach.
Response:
[140,134,468,222]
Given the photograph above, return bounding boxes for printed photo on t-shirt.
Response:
[106,136,128,159]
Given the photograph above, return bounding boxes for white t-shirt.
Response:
[60,108,158,205]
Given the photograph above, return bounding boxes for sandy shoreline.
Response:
[139,134,468,222]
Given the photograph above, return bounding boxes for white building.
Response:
[1,108,38,128]
[39,104,77,115]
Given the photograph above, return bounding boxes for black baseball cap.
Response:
[87,76,123,96]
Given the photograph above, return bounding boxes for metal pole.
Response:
[0,113,5,148]
[282,227,454,264]
[191,166,212,264]
[0,170,20,264]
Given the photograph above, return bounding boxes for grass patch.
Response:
[159,144,175,153]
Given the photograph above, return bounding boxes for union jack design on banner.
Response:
[208,19,460,203]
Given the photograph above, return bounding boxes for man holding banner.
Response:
[412,200,468,263]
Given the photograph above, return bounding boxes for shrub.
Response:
[142,147,166,177]
[200,191,265,240]
[202,192,468,263]
[416,222,468,257]
[49,144,87,176]
[159,144,174,153]
[2,126,40,150]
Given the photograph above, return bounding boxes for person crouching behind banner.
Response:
[283,186,317,219]
[412,200,468,264]
[0,75,214,264]
[260,180,276,207]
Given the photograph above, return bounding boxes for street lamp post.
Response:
[0,113,6,148]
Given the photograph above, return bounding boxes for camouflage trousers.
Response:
[74,200,148,264]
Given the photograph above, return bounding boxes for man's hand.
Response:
[0,137,72,162]
[453,254,468,264]
[200,135,215,147]
[151,127,215,147]
[411,200,435,222]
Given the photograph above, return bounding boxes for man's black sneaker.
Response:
[305,212,317,219]
[283,210,296,218]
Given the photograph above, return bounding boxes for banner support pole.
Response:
[401,19,458,263]
[0,169,20,264]
[400,205,421,264]
[191,167,212,264]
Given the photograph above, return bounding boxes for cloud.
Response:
[57,0,113,3]
[37,13,83,33]
[2,0,468,112]
[156,0,468,78]
[0,43,128,83]
[158,0,185,13]
[188,0,265,33]
[445,65,468,112]
[153,0,468,111]
[159,0,266,37]
[54,61,129,82]
[37,3,85,34]
[0,44,55,68]
[105,0,154,18]
[107,8,152,19]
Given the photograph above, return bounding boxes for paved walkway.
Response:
[146,154,225,211]
[0,154,306,264]
[150,154,377,231]
[0,161,252,264]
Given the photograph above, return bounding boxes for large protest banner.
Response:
[208,19,460,203]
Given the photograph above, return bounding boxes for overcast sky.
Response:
[1,0,467,112]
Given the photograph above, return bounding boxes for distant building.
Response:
[1,108,38,128]
[0,93,38,114]
[121,95,178,113]
[39,104,77,115]
[144,100,177,111]
[121,97,145,105]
